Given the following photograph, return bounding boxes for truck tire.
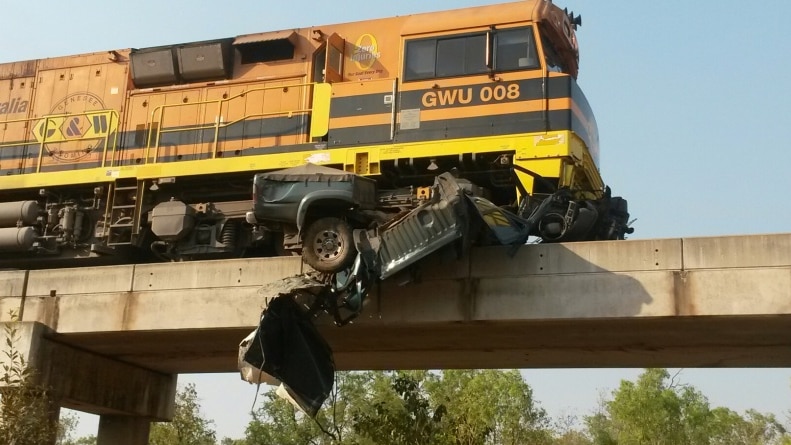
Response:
[302,217,356,273]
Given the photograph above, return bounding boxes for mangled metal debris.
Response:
[238,276,335,417]
[239,167,632,416]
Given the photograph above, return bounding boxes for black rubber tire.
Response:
[302,217,356,273]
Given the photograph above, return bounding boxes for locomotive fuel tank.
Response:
[0,201,41,227]
[0,227,37,252]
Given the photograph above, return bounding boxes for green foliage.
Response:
[242,371,373,445]
[149,382,217,445]
[709,408,787,445]
[553,430,594,445]
[552,412,594,445]
[241,370,551,445]
[602,368,706,444]
[426,369,552,445]
[60,433,97,445]
[0,310,59,445]
[57,411,79,444]
[585,368,790,445]
[57,411,97,445]
[354,371,445,445]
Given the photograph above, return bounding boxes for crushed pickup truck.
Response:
[239,165,632,416]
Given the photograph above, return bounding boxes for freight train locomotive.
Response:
[0,0,630,269]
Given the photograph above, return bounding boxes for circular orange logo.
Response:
[352,34,381,71]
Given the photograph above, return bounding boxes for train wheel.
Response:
[302,217,356,273]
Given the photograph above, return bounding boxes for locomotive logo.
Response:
[31,92,117,162]
[351,34,381,71]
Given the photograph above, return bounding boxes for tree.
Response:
[426,369,552,445]
[242,371,372,445]
[354,371,445,445]
[57,411,96,445]
[585,368,791,445]
[149,382,216,445]
[585,409,616,445]
[552,412,593,445]
[0,311,59,445]
[242,370,552,445]
[585,368,717,445]
[709,408,787,445]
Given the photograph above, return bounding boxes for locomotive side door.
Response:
[313,33,345,83]
[324,33,345,83]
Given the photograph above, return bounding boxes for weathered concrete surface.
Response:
[0,321,176,419]
[4,234,791,373]
[38,338,176,419]
[0,320,46,375]
[97,416,152,445]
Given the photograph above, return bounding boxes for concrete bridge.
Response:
[2,233,790,444]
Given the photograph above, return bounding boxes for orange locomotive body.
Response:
[0,0,621,268]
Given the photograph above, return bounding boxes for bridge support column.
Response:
[98,416,152,445]
[0,320,177,444]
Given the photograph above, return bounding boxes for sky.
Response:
[2,0,791,440]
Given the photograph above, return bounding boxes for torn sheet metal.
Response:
[353,172,534,281]
[239,276,335,417]
[355,172,470,281]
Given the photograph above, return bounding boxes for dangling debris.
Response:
[238,276,335,417]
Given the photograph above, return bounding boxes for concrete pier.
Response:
[2,233,790,442]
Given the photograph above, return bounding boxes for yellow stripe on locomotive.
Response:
[0,0,612,266]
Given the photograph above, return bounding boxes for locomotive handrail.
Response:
[145,82,316,163]
[0,110,120,172]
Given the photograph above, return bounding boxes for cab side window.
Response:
[496,28,539,71]
[436,34,487,77]
[404,26,539,82]
[405,33,487,81]
[405,39,436,80]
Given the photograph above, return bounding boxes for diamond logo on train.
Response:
[32,92,114,162]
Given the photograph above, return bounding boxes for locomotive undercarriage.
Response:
[0,179,262,269]
[0,154,631,269]
[0,187,109,267]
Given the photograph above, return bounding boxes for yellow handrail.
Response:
[145,82,315,163]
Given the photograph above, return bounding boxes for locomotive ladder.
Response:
[106,179,143,246]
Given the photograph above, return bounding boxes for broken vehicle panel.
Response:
[354,173,470,281]
[238,276,335,417]
[249,163,377,229]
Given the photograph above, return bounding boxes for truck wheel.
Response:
[302,217,356,273]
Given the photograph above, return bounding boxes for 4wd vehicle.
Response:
[245,163,380,272]
[247,163,435,272]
